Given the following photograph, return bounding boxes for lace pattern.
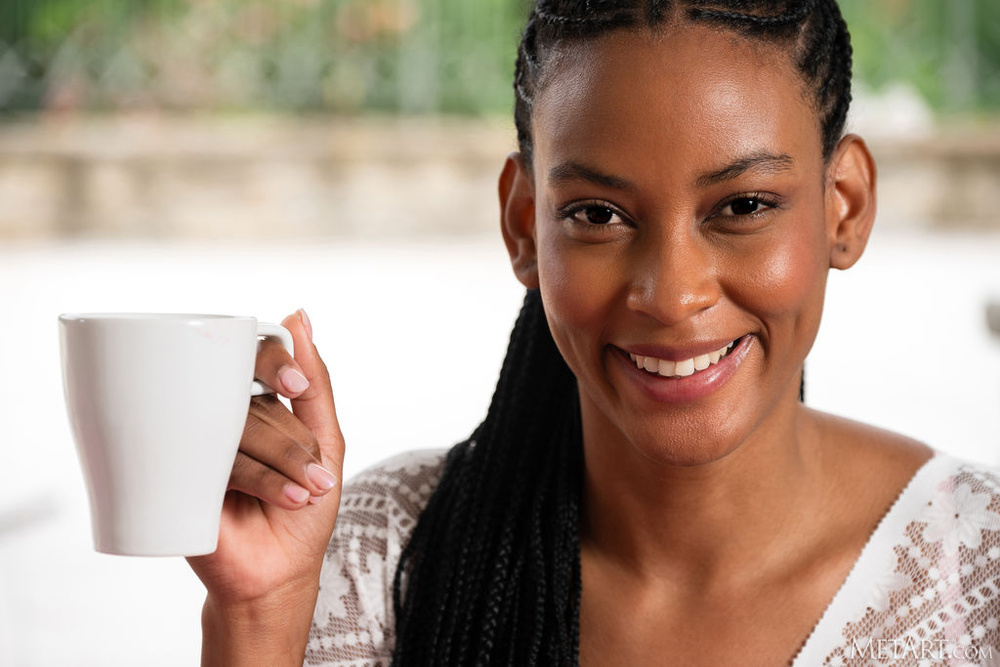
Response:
[815,461,1000,666]
[305,449,448,666]
[305,451,1000,666]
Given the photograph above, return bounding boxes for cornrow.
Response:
[393,2,851,664]
[688,0,817,30]
[514,0,853,164]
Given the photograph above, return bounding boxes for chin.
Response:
[626,420,748,468]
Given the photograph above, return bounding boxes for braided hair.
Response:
[392,2,852,664]
[516,0,852,167]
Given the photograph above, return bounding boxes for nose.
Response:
[625,228,721,325]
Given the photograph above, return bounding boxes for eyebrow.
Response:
[546,151,795,191]
[547,162,636,191]
[695,152,794,188]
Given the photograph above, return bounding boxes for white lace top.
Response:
[305,450,1000,666]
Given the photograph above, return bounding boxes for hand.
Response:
[187,309,345,665]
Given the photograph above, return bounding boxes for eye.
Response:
[717,193,780,218]
[579,205,616,225]
[559,201,628,228]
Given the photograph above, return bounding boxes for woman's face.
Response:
[524,24,842,466]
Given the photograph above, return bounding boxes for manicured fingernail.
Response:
[298,308,313,341]
[308,495,324,505]
[279,366,309,393]
[307,463,337,490]
[284,483,310,504]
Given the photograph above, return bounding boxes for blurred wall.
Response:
[0,115,515,239]
[1,0,998,240]
[2,114,999,240]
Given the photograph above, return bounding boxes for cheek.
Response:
[728,218,829,331]
[535,227,618,361]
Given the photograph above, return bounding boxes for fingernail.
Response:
[298,308,313,341]
[279,366,310,393]
[284,483,310,504]
[307,463,337,491]
[308,495,324,505]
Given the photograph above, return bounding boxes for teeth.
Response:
[627,339,738,379]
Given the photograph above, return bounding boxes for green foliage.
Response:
[0,0,996,115]
[0,0,528,114]
[839,0,1000,112]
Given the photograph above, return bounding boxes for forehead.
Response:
[532,24,822,178]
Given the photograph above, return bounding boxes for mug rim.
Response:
[59,313,254,322]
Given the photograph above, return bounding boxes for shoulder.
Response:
[809,408,934,468]
[305,449,449,666]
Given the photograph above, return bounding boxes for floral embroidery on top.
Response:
[304,451,1000,667]
[922,482,1000,558]
[305,449,447,666]
[818,463,1000,666]
[866,551,912,614]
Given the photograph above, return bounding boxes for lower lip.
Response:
[613,337,753,404]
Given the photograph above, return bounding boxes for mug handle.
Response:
[251,322,295,396]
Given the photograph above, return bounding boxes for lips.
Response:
[615,336,751,403]
[627,340,736,378]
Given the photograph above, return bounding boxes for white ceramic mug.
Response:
[58,313,293,556]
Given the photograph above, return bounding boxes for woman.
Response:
[190,1,1000,665]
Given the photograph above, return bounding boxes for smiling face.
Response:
[501,23,875,466]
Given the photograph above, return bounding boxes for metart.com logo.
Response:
[848,637,994,662]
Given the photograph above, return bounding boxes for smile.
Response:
[628,340,737,378]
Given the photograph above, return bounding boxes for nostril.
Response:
[625,275,721,325]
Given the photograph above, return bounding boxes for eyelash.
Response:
[713,192,781,221]
[557,191,781,233]
[557,200,630,232]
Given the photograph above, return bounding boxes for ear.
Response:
[825,134,877,270]
[499,152,540,289]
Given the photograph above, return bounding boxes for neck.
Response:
[580,392,828,590]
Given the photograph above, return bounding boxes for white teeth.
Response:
[675,358,695,376]
[627,339,739,379]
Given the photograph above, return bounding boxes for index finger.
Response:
[280,310,345,477]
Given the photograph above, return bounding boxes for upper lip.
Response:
[618,337,743,361]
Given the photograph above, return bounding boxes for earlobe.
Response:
[499,152,540,289]
[826,134,877,271]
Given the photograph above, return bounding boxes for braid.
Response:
[514,1,644,168]
[391,289,582,666]
[393,2,851,664]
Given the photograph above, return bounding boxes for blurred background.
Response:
[1,0,999,664]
